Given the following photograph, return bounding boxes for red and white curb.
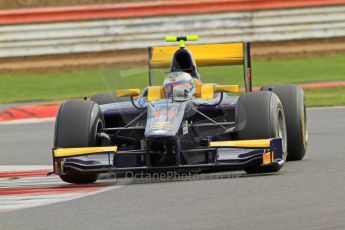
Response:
[0,117,55,125]
[0,166,121,213]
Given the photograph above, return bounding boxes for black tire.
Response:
[54,100,104,184]
[235,91,287,173]
[261,85,307,161]
[91,93,125,105]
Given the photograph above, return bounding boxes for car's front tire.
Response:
[261,85,308,161]
[54,100,104,184]
[235,91,287,174]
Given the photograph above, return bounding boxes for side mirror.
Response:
[215,85,239,93]
[200,84,239,99]
[115,89,141,97]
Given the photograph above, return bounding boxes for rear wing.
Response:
[148,42,252,92]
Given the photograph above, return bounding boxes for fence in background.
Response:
[1,3,345,57]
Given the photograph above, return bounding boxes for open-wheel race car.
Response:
[51,36,308,184]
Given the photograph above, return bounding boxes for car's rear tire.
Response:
[54,100,104,184]
[235,91,287,173]
[261,85,307,161]
[91,93,124,105]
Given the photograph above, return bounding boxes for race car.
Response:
[51,35,308,184]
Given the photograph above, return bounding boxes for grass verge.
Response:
[305,87,345,107]
[0,54,344,106]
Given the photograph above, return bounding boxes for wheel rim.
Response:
[95,119,104,146]
[277,108,287,160]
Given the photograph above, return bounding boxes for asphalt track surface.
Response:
[0,107,344,230]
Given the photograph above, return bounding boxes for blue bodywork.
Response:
[53,93,284,174]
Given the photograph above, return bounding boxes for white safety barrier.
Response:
[0,5,345,57]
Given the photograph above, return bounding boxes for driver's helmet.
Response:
[163,71,195,99]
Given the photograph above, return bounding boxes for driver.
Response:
[163,71,195,100]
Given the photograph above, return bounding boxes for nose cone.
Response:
[145,102,187,138]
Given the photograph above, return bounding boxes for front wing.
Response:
[51,138,283,175]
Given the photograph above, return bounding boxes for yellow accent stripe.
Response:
[150,43,244,69]
[54,146,117,158]
[209,139,271,148]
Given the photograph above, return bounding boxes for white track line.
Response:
[0,185,121,211]
[0,165,52,172]
[0,165,121,213]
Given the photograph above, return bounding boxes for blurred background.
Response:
[0,0,345,111]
